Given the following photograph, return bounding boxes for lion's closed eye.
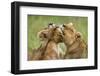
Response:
[69,28,74,33]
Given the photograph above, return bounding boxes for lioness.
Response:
[29,23,63,60]
[38,23,63,60]
[62,23,87,59]
[28,28,49,60]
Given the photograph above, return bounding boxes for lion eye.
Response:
[70,29,74,32]
[65,26,69,30]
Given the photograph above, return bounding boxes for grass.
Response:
[28,15,88,58]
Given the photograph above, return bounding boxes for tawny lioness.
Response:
[62,23,87,59]
[38,23,63,60]
[28,23,55,60]
[28,27,49,60]
[28,23,63,60]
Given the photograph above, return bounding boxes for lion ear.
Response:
[76,32,82,38]
[67,22,77,33]
[48,23,56,28]
[67,22,73,26]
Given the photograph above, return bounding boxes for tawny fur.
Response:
[28,24,63,60]
[41,25,63,60]
[62,23,87,59]
[28,28,49,60]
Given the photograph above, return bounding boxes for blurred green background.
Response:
[28,15,88,58]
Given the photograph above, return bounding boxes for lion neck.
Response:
[40,39,49,48]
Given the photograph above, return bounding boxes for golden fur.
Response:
[29,24,63,60]
[62,23,87,59]
[42,25,63,59]
[28,28,49,60]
